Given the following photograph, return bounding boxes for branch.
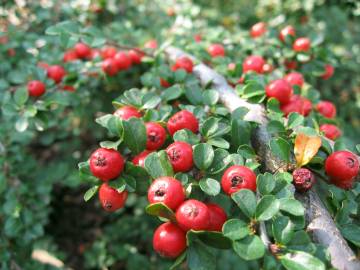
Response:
[164,46,360,269]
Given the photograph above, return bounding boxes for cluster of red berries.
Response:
[160,56,194,88]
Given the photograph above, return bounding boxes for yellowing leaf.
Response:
[294,133,322,167]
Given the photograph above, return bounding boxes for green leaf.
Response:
[334,140,348,151]
[99,140,121,150]
[207,137,230,149]
[173,129,200,145]
[95,114,123,137]
[340,224,360,247]
[199,178,220,196]
[187,241,216,270]
[267,120,286,134]
[200,117,219,138]
[232,107,250,120]
[255,195,280,221]
[144,151,173,179]
[231,119,251,149]
[356,144,360,155]
[142,93,161,109]
[222,219,250,241]
[125,162,150,195]
[193,143,214,170]
[161,84,183,101]
[108,178,126,192]
[145,203,176,222]
[208,149,232,174]
[231,189,256,219]
[170,252,186,270]
[187,230,232,249]
[273,216,294,245]
[280,251,325,270]
[202,90,219,106]
[288,113,304,129]
[84,185,99,202]
[15,116,29,132]
[233,235,265,261]
[279,198,305,216]
[123,118,146,154]
[257,173,275,195]
[13,87,28,106]
[237,145,256,159]
[270,137,291,162]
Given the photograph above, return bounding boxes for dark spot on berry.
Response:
[169,149,181,162]
[346,157,356,168]
[148,131,159,142]
[104,201,112,209]
[184,205,199,218]
[95,156,106,166]
[171,114,183,124]
[231,175,244,187]
[155,188,165,197]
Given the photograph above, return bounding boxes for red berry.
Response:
[293,37,311,52]
[279,25,296,42]
[261,63,273,74]
[99,183,128,212]
[114,51,132,70]
[292,168,315,192]
[128,49,144,64]
[325,151,359,189]
[89,148,125,181]
[228,63,236,71]
[74,42,92,59]
[153,222,186,258]
[250,22,267,38]
[147,177,185,210]
[320,124,341,140]
[242,55,265,74]
[113,106,142,120]
[167,110,199,136]
[321,64,334,80]
[160,78,171,88]
[316,101,336,118]
[207,44,225,58]
[194,34,202,42]
[172,56,193,73]
[90,49,101,59]
[265,79,293,105]
[166,141,193,172]
[144,39,158,49]
[102,58,119,76]
[27,80,46,97]
[132,150,152,167]
[47,65,66,83]
[63,49,78,62]
[284,59,298,70]
[284,72,304,88]
[101,47,117,59]
[38,61,50,70]
[63,85,75,92]
[221,165,257,195]
[280,95,312,117]
[176,199,210,231]
[207,203,227,232]
[146,122,167,150]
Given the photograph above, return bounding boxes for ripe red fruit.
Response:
[146,122,167,150]
[207,203,227,232]
[284,72,304,88]
[102,58,119,76]
[316,101,336,118]
[166,141,193,172]
[147,177,185,210]
[176,199,210,231]
[99,183,128,212]
[242,55,265,74]
[167,110,199,136]
[101,47,117,59]
[132,150,152,167]
[144,39,158,49]
[160,78,171,88]
[284,59,298,70]
[90,49,101,59]
[280,95,312,117]
[47,65,66,83]
[265,79,293,105]
[113,106,142,120]
[63,49,78,62]
[207,44,225,58]
[321,64,334,80]
[89,148,125,181]
[153,222,186,258]
[114,51,132,70]
[325,151,359,189]
[293,37,311,52]
[221,165,257,195]
[172,56,194,73]
[261,63,273,73]
[279,25,296,42]
[63,85,75,92]
[320,124,341,140]
[250,22,267,38]
[27,80,46,97]
[128,49,144,64]
[74,42,92,59]
[194,34,202,42]
[228,63,236,71]
[292,168,315,192]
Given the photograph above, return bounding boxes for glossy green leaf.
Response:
[193,143,214,170]
[222,219,250,241]
[123,117,146,154]
[231,189,256,219]
[144,150,173,179]
[199,178,220,196]
[255,195,280,221]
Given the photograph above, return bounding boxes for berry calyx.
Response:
[99,183,128,212]
[74,42,92,59]
[166,141,193,172]
[153,222,186,258]
[316,101,336,118]
[320,124,341,140]
[321,64,334,80]
[292,168,315,192]
[47,65,66,83]
[243,55,265,74]
[102,58,119,76]
[293,37,311,52]
[279,25,296,42]
[207,203,227,232]
[132,150,152,167]
[280,95,312,117]
[176,199,210,231]
[265,79,293,105]
[250,22,267,38]
[221,165,257,195]
[172,56,194,73]
[89,148,125,181]
[146,122,167,150]
[147,177,185,210]
[284,72,304,88]
[27,80,46,97]
[63,49,78,62]
[113,106,142,120]
[207,44,225,58]
[167,110,199,136]
[114,51,132,70]
[325,151,359,189]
